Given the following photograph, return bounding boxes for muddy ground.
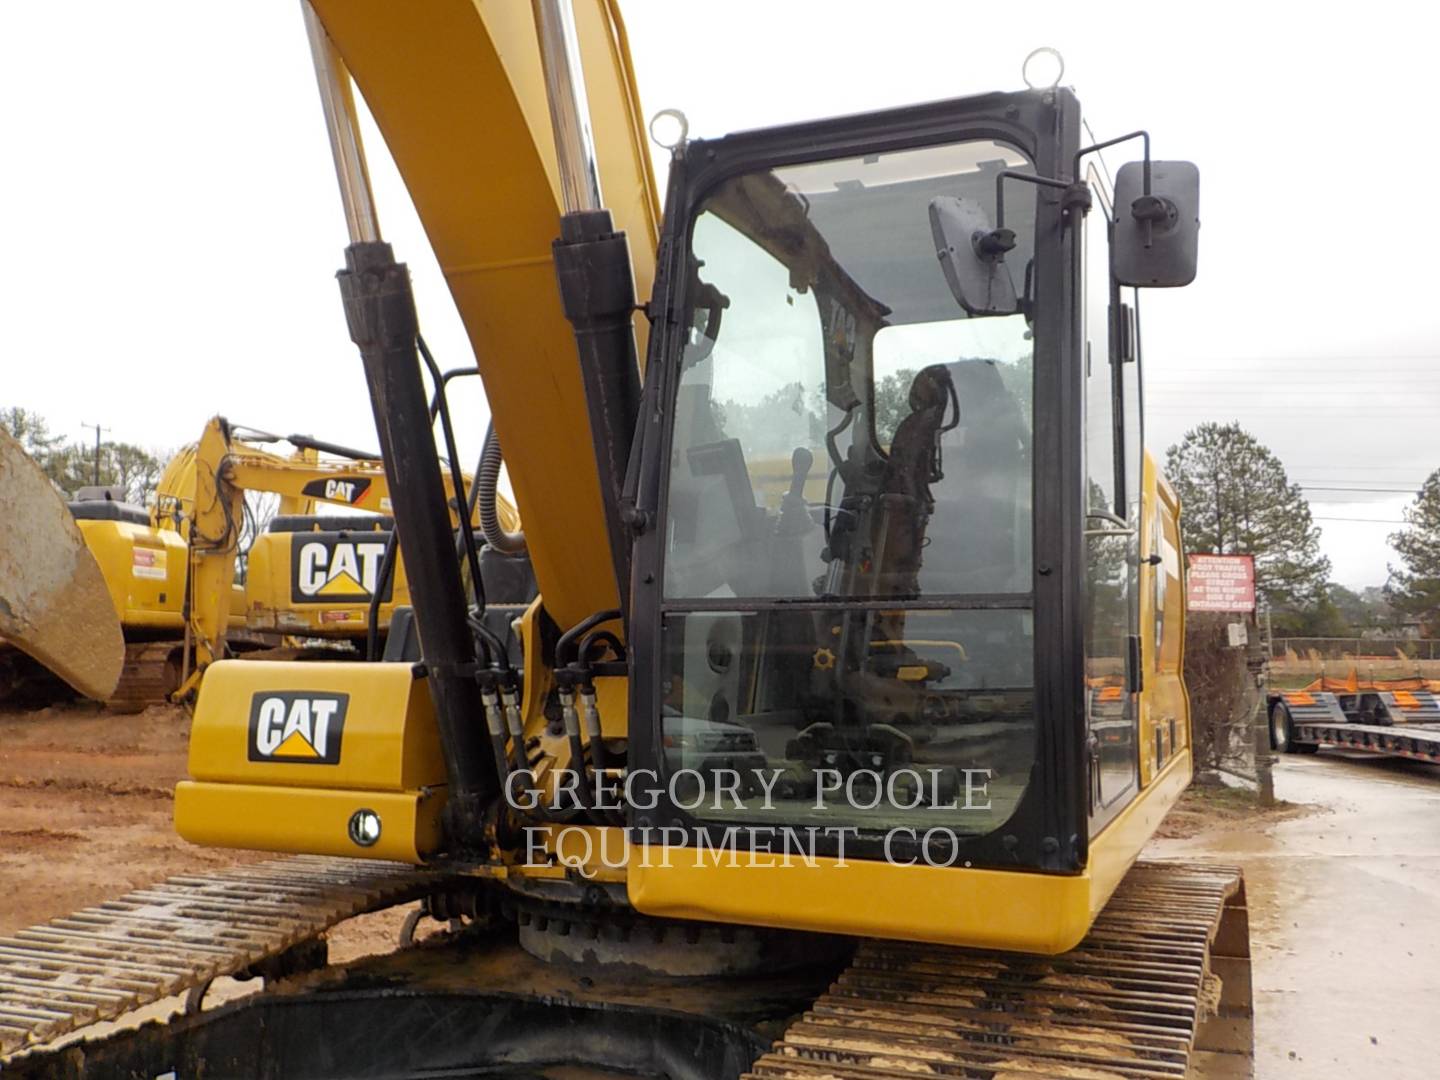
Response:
[1151,752,1440,1079]
[2,703,1437,1077]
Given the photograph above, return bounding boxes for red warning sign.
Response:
[1186,554,1256,612]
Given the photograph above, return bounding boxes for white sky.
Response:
[2,1,1435,589]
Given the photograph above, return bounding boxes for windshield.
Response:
[657,139,1041,841]
[665,140,1034,603]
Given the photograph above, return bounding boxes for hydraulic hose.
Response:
[479,421,527,556]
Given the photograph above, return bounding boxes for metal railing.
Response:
[1271,637,1440,661]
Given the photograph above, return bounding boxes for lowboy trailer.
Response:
[1268,689,1440,764]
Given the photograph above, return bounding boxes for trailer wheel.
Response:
[1269,702,1290,752]
[1271,702,1319,755]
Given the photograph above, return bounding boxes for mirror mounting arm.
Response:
[1060,182,1092,219]
[992,169,1072,241]
[1073,130,1185,248]
[1073,130,1151,194]
[1130,193,1178,249]
[995,170,1072,228]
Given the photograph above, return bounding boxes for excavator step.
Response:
[746,861,1251,1080]
[0,855,441,1060]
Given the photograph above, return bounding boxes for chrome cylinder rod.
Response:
[532,0,604,214]
[301,1,381,244]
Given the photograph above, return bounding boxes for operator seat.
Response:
[920,359,1030,594]
[872,364,956,598]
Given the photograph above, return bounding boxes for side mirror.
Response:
[929,196,1019,315]
[1112,160,1199,287]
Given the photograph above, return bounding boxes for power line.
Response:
[1148,377,1440,383]
[1147,406,1440,411]
[1291,465,1435,471]
[1313,516,1406,524]
[1292,469,1436,477]
[1298,484,1419,494]
[1157,361,1440,371]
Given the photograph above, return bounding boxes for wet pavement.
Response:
[1149,752,1440,1078]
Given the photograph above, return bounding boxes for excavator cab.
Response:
[647,136,1038,836]
[625,89,1202,947]
[0,4,1256,1075]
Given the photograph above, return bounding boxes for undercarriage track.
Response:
[0,855,439,1060]
[748,862,1251,1079]
[0,859,1249,1078]
[105,641,182,712]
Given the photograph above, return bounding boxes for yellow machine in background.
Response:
[1,416,520,708]
[245,514,399,638]
[0,461,240,709]
[174,414,522,700]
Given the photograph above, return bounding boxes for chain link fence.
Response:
[1271,637,1440,661]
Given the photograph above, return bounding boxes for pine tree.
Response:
[1386,469,1440,633]
[0,407,63,462]
[1165,421,1329,609]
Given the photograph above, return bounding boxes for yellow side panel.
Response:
[243,530,411,638]
[175,781,442,863]
[1137,454,1189,788]
[187,660,444,792]
[311,0,660,629]
[75,519,186,629]
[628,752,1192,955]
[630,849,1094,955]
[1083,748,1192,921]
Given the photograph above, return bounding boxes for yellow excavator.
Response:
[167,414,526,702]
[0,432,224,708]
[2,423,360,708]
[3,414,524,708]
[0,4,1251,1077]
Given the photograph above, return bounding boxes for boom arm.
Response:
[307,0,658,630]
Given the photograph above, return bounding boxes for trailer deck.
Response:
[1270,689,1440,764]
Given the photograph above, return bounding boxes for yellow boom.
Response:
[310,0,657,630]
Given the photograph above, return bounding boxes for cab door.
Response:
[1081,165,1141,828]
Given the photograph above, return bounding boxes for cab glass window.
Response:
[660,140,1040,837]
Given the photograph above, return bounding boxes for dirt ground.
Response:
[1153,781,1317,840]
[0,701,408,961]
[3,703,1438,1077]
[0,701,250,932]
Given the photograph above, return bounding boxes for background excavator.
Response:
[0,3,1252,1077]
[1,415,525,708]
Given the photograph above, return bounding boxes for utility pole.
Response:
[1252,604,1275,806]
[80,422,109,486]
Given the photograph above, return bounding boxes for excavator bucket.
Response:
[0,428,124,701]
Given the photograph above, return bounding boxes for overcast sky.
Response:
[3,1,1435,588]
